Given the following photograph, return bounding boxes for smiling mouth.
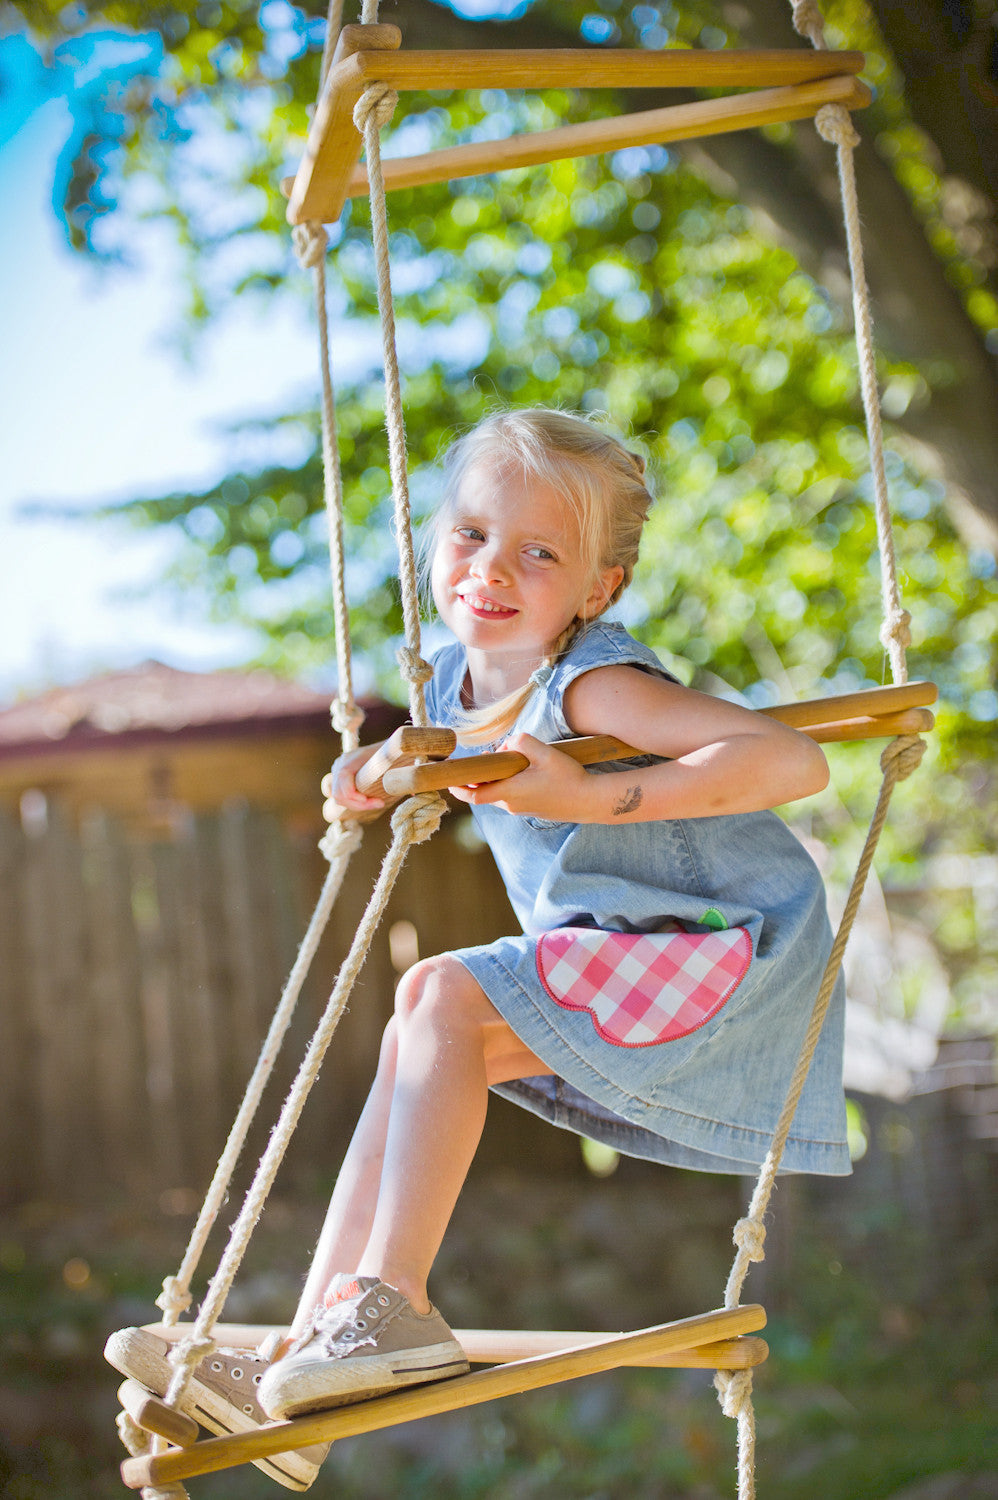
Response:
[460,594,518,619]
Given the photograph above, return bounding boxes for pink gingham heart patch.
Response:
[536,925,752,1048]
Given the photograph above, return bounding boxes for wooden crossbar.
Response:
[363,682,937,799]
[284,25,868,223]
[324,680,936,817]
[121,1305,766,1488]
[141,1319,767,1371]
[339,74,870,209]
[117,1379,199,1448]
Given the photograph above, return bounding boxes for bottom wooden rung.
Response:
[122,1304,766,1489]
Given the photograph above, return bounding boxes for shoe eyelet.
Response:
[253,1374,263,1384]
[377,1295,390,1306]
[354,1319,367,1331]
[231,1367,243,1380]
[365,1306,378,1318]
[243,1404,254,1414]
[210,1361,223,1372]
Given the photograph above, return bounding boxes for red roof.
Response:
[0,662,401,758]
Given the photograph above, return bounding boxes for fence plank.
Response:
[83,813,148,1191]
[0,812,34,1203]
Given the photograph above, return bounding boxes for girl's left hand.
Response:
[449,732,593,821]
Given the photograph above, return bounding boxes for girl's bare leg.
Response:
[287,954,551,1332]
[287,1019,401,1339]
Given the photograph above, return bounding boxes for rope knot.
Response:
[396,645,435,686]
[390,792,446,847]
[733,1216,767,1262]
[116,1409,149,1457]
[155,1276,192,1318]
[791,0,826,45]
[714,1367,755,1420]
[319,818,365,863]
[168,1333,216,1377]
[353,82,398,133]
[815,103,861,150]
[879,607,912,655]
[331,698,366,740]
[881,733,927,781]
[292,221,328,271]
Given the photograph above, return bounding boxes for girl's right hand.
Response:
[321,743,388,820]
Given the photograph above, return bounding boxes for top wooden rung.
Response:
[285,26,867,224]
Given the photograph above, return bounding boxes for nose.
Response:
[470,539,511,586]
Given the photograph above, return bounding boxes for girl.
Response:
[108,409,848,1476]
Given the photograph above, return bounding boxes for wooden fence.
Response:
[0,802,515,1206]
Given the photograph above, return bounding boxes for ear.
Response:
[579,563,625,620]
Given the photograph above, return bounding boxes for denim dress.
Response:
[425,621,850,1176]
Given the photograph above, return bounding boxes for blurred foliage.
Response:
[6,3,998,974]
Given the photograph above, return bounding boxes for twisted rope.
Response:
[352,82,433,728]
[127,4,451,1446]
[160,791,445,1418]
[712,10,927,1495]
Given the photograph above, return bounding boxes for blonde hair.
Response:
[427,408,653,745]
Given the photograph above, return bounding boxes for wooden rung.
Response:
[117,1379,199,1448]
[339,75,869,213]
[761,679,937,728]
[456,1329,768,1370]
[323,724,457,823]
[806,707,934,744]
[122,1305,766,1488]
[290,67,869,223]
[343,45,865,93]
[141,1320,766,1371]
[325,681,937,813]
[286,22,402,227]
[378,696,936,797]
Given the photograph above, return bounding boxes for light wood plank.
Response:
[804,707,934,743]
[762,679,937,728]
[117,1379,200,1448]
[345,46,865,92]
[122,1305,766,1487]
[141,1319,768,1370]
[378,688,937,796]
[285,23,402,227]
[293,73,869,221]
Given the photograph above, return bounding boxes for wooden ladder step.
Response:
[122,1305,766,1488]
[142,1318,769,1370]
[370,681,937,799]
[284,25,868,224]
[339,75,869,212]
[117,1379,200,1448]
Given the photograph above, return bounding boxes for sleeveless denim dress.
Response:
[425,621,850,1176]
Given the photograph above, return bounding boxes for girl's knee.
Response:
[394,954,486,1030]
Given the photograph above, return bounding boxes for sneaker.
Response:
[257,1278,470,1419]
[104,1327,330,1491]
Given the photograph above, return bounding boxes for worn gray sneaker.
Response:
[257,1278,470,1419]
[104,1327,330,1491]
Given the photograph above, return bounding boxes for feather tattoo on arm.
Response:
[612,785,643,817]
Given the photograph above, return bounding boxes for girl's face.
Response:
[431,460,624,679]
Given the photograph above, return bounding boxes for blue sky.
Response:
[0,25,322,703]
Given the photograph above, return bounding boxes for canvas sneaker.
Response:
[104,1326,330,1491]
[257,1277,470,1419]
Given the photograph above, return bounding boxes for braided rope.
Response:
[713,11,927,1495]
[130,5,452,1443]
[160,791,445,1417]
[353,83,434,726]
